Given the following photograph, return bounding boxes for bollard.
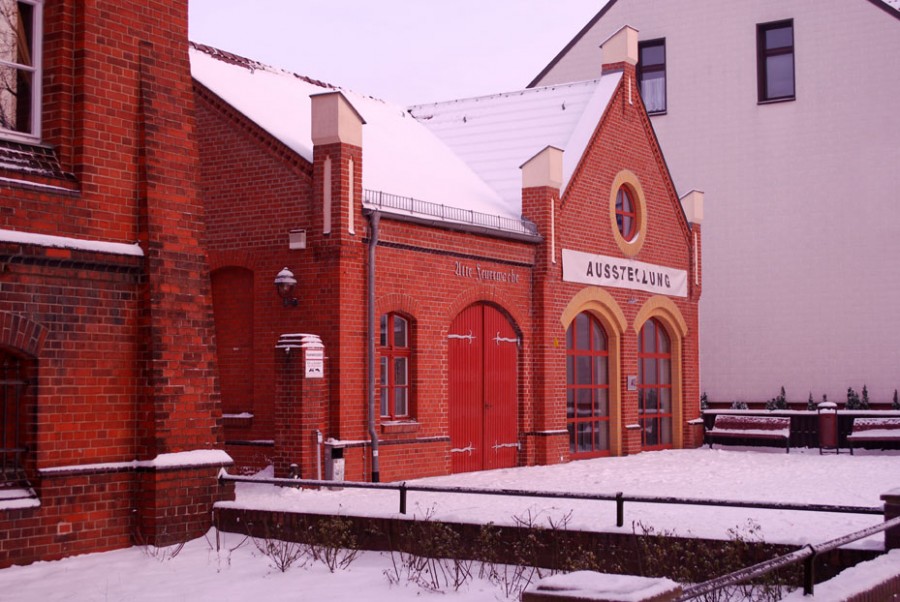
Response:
[882,488,900,550]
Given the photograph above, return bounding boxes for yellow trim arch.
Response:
[633,296,688,449]
[560,288,626,456]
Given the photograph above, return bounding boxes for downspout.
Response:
[366,210,381,482]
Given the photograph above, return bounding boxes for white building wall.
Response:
[535,0,900,404]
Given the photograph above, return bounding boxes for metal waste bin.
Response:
[817,401,838,453]
[325,443,345,486]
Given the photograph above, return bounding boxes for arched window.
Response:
[638,318,672,450]
[615,186,637,241]
[566,313,610,457]
[379,313,410,419]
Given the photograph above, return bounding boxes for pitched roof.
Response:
[409,75,620,208]
[530,0,899,88]
[190,43,512,221]
[190,43,623,230]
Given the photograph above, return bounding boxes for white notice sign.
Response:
[305,349,324,379]
[562,249,688,298]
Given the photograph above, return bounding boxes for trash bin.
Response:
[324,444,345,487]
[817,401,838,453]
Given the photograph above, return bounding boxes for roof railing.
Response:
[363,188,540,239]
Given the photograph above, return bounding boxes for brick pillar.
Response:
[521,147,568,465]
[882,488,900,550]
[309,92,367,447]
[274,334,329,479]
[681,190,704,449]
[133,17,228,545]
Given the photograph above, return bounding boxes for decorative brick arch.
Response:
[559,287,627,456]
[207,249,259,272]
[0,312,47,358]
[444,285,527,340]
[375,292,420,320]
[633,296,689,449]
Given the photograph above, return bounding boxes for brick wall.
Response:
[0,0,229,567]
[197,59,701,484]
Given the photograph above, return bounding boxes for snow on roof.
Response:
[189,44,514,221]
[409,73,622,208]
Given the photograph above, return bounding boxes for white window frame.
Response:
[0,0,43,142]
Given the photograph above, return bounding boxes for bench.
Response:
[847,417,900,454]
[706,415,791,453]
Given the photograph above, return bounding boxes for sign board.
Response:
[562,249,688,298]
[305,349,324,379]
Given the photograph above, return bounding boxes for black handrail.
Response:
[676,515,900,599]
[218,472,882,528]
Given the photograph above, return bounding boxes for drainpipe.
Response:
[366,210,381,482]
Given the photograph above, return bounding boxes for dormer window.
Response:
[0,0,42,141]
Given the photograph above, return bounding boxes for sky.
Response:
[187,0,608,106]
[3,448,899,600]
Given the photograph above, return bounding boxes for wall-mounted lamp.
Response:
[274,267,299,307]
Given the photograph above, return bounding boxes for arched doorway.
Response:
[448,303,519,473]
[566,312,610,457]
[210,267,255,417]
[638,318,673,450]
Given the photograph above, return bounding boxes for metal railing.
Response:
[219,472,882,528]
[676,515,900,599]
[363,189,539,239]
[220,472,894,596]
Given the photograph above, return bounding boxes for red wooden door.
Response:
[448,304,518,473]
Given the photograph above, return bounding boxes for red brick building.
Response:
[193,25,704,485]
[0,1,230,568]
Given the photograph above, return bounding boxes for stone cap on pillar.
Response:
[521,146,564,190]
[600,25,639,67]
[680,189,704,225]
[311,91,365,147]
[276,332,324,353]
[523,571,682,602]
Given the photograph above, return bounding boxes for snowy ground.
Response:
[3,447,899,601]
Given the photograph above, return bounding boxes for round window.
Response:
[615,187,637,241]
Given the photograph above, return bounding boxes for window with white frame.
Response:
[0,0,42,141]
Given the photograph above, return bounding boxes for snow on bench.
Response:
[847,417,900,454]
[706,415,791,453]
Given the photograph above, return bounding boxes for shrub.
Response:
[861,385,870,410]
[730,400,748,410]
[765,387,787,411]
[701,392,709,410]
[806,392,816,411]
[308,515,361,572]
[846,387,861,410]
[894,389,900,410]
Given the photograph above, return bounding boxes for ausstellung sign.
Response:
[562,249,687,298]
